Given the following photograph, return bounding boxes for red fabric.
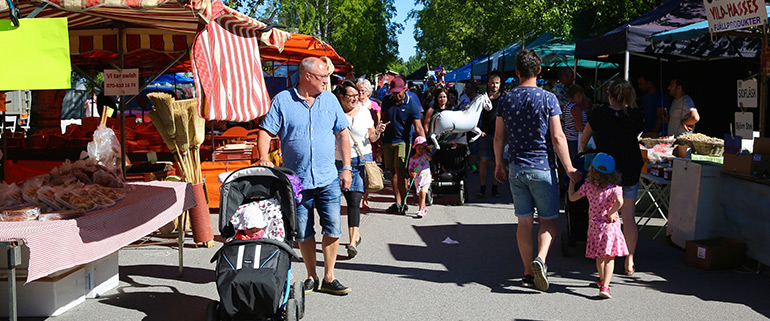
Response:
[4,160,64,184]
[0,182,196,283]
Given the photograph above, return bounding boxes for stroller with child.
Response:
[427,132,470,205]
[206,166,305,321]
[560,151,597,257]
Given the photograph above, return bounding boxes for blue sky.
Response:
[395,0,421,61]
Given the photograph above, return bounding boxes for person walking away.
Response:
[666,78,700,137]
[564,84,587,162]
[637,75,669,137]
[579,79,643,276]
[409,136,432,218]
[567,152,628,299]
[258,57,353,295]
[335,81,387,258]
[494,49,582,291]
[381,77,426,214]
[356,78,382,210]
[477,71,503,198]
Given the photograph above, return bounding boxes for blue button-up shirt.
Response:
[260,88,349,189]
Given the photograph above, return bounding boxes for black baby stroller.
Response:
[206,166,305,321]
[560,151,596,257]
[428,133,470,205]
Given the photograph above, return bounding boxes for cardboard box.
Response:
[0,266,86,317]
[685,238,746,270]
[723,153,752,174]
[753,137,770,155]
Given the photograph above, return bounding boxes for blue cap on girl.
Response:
[591,152,615,174]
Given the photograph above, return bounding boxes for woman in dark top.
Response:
[580,79,644,276]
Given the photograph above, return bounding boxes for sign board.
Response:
[0,18,71,90]
[703,0,768,33]
[737,79,758,108]
[104,69,139,96]
[735,112,754,139]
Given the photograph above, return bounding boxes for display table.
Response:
[0,181,195,319]
[636,173,671,239]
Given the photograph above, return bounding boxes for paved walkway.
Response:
[31,172,770,321]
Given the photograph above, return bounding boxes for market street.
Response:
[30,174,770,321]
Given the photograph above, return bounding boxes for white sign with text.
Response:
[735,112,754,139]
[737,78,758,108]
[704,0,768,33]
[104,69,139,96]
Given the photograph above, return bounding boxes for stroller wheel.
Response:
[291,281,305,319]
[285,298,299,321]
[205,301,219,321]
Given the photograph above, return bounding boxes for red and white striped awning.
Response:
[192,0,291,122]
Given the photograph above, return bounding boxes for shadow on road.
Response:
[120,264,215,285]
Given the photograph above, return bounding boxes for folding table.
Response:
[635,173,671,239]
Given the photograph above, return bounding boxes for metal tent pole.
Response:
[119,25,127,178]
[624,50,630,81]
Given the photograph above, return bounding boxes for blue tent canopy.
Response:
[575,0,706,59]
[151,73,194,84]
[650,6,770,42]
[445,55,487,82]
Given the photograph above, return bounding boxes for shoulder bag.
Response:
[348,128,384,192]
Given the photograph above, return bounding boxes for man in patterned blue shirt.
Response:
[258,57,353,295]
[493,49,581,292]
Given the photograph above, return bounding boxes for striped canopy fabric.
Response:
[260,33,352,74]
[192,0,291,122]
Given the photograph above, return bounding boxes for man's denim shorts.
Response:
[622,181,641,199]
[507,163,560,220]
[296,178,342,242]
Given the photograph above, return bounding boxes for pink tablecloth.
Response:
[0,181,196,283]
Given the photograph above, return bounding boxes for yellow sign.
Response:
[0,18,71,90]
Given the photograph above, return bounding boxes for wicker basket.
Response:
[639,138,675,148]
[691,141,724,156]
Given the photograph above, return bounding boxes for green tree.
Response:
[275,0,402,76]
[411,0,661,68]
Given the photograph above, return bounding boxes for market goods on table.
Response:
[676,133,724,156]
[639,136,675,148]
[0,159,130,220]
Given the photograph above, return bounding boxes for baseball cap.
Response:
[413,136,427,146]
[389,77,405,94]
[591,152,615,174]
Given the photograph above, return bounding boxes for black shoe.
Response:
[319,279,351,295]
[346,245,358,258]
[397,204,408,215]
[303,278,317,294]
[531,257,549,291]
[386,203,400,213]
[356,236,362,247]
[492,186,501,198]
[521,275,535,288]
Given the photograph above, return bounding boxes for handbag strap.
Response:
[347,126,365,159]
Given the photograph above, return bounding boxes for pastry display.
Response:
[38,210,85,221]
[0,158,130,218]
[1,206,41,221]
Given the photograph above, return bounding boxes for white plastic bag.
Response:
[87,126,121,167]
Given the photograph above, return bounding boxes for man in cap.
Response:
[381,77,426,214]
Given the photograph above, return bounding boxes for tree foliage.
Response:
[411,0,661,68]
[273,0,402,76]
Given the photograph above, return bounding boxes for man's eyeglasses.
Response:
[308,72,327,80]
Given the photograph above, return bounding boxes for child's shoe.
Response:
[415,209,427,218]
[599,286,611,299]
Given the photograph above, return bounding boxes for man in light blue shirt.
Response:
[258,57,353,295]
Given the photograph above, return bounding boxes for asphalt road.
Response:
[28,170,770,321]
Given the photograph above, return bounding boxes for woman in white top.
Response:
[335,80,387,258]
[356,78,382,210]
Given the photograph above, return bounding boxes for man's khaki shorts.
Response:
[383,142,411,171]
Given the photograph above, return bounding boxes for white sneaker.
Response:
[415,209,427,218]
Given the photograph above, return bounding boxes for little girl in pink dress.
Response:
[568,152,628,299]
